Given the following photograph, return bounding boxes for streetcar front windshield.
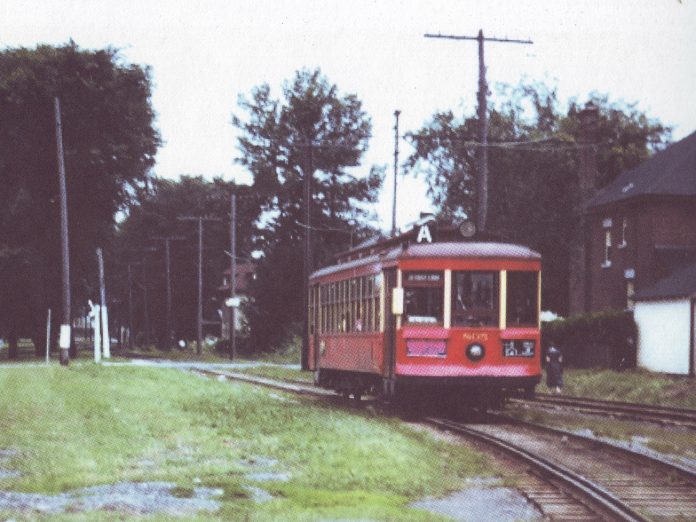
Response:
[404,271,443,324]
[452,271,499,327]
[506,271,539,326]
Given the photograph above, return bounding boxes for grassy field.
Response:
[0,363,496,521]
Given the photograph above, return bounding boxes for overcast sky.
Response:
[2,1,695,229]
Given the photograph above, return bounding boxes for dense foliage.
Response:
[232,68,383,351]
[0,42,159,356]
[406,82,670,313]
[542,310,637,369]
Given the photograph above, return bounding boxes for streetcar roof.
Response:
[310,242,540,281]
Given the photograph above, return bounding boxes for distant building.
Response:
[571,127,696,375]
[218,261,256,339]
[574,129,696,313]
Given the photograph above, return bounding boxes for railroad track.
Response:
[512,393,696,430]
[193,369,696,521]
[428,415,696,521]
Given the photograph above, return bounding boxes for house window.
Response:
[602,229,612,268]
[619,217,628,248]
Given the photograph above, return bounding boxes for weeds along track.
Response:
[512,393,696,430]
[428,415,696,521]
[194,369,696,521]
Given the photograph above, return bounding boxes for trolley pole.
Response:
[54,97,71,366]
[424,30,532,232]
[391,110,401,237]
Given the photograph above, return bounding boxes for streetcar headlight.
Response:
[466,343,485,361]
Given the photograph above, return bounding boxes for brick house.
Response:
[572,128,696,313]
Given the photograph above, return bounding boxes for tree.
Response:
[0,42,160,356]
[406,81,670,314]
[233,68,382,351]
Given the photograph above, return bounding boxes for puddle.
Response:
[0,469,21,478]
[0,481,222,516]
[239,456,278,468]
[246,472,291,482]
[242,485,274,503]
[411,487,542,522]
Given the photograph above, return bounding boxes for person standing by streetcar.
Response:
[545,345,563,393]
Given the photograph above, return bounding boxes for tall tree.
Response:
[0,42,160,356]
[406,81,670,314]
[233,68,382,351]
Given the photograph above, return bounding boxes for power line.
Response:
[425,29,533,232]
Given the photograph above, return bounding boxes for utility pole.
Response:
[126,261,141,350]
[178,216,221,355]
[96,248,110,358]
[297,140,356,370]
[152,236,185,350]
[229,192,238,360]
[54,97,71,366]
[425,30,532,231]
[392,110,401,237]
[301,142,314,371]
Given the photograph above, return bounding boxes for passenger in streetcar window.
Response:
[354,315,363,332]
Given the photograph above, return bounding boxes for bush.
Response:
[542,310,636,369]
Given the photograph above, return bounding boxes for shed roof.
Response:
[587,130,696,210]
[634,261,696,301]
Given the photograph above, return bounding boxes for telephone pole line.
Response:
[152,236,185,351]
[178,216,221,355]
[425,30,532,232]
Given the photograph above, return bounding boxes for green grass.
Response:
[0,363,496,520]
[236,365,312,383]
[555,368,696,409]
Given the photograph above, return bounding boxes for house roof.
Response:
[587,129,696,210]
[634,261,696,301]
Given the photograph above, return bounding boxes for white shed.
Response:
[633,263,696,376]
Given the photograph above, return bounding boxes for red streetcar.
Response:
[307,216,541,410]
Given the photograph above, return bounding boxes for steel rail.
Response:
[426,417,650,522]
[512,393,696,429]
[493,412,696,481]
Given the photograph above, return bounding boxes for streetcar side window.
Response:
[506,271,539,327]
[403,271,444,325]
[451,271,499,327]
